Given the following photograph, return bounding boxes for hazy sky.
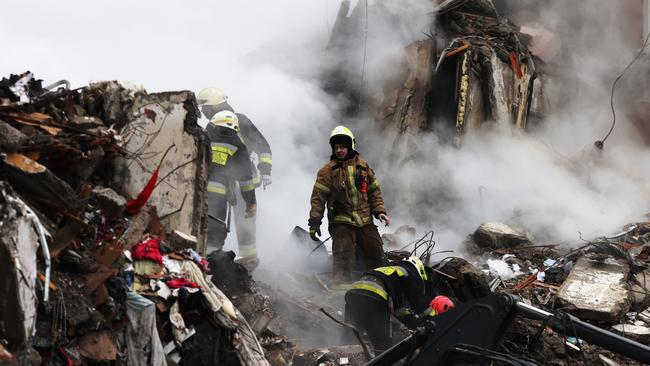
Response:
[0,0,336,92]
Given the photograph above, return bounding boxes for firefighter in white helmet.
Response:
[204,111,257,252]
[308,125,391,283]
[197,87,272,269]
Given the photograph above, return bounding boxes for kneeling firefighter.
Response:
[345,256,454,354]
[205,111,257,249]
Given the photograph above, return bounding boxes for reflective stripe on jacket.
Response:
[309,155,386,227]
[206,124,256,204]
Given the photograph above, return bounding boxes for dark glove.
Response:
[402,314,421,330]
[309,226,321,242]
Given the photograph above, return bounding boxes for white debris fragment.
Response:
[487,259,515,280]
[543,258,556,267]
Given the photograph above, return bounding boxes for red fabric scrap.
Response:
[125,167,160,215]
[166,278,201,289]
[131,237,163,264]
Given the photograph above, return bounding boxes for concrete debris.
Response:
[90,186,126,220]
[167,230,198,251]
[0,73,269,366]
[0,183,39,352]
[558,258,632,323]
[472,222,531,249]
[1,1,648,364]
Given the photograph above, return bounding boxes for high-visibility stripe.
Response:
[351,281,388,300]
[259,153,272,165]
[239,179,257,192]
[238,244,257,257]
[333,215,372,225]
[426,307,437,317]
[346,165,364,225]
[210,142,238,155]
[314,181,331,193]
[368,180,380,192]
[347,165,358,208]
[207,181,227,195]
[373,266,408,277]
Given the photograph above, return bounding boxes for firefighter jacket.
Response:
[206,125,256,205]
[309,154,386,228]
[348,264,434,320]
[209,102,273,179]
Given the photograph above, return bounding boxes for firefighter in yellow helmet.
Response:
[197,87,272,269]
[204,111,257,251]
[308,125,391,283]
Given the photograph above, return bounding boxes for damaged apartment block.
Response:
[325,0,546,150]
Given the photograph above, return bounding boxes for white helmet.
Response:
[210,111,239,132]
[197,87,227,106]
[404,256,428,281]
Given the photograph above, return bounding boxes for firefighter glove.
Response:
[261,174,272,189]
[309,226,321,241]
[245,203,257,218]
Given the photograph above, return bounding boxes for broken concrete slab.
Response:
[611,323,650,343]
[113,91,209,254]
[472,222,530,249]
[558,257,632,323]
[0,183,39,348]
[91,186,126,220]
[167,230,197,251]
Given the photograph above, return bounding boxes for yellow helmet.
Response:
[197,87,227,106]
[329,125,356,150]
[404,256,428,282]
[210,111,239,132]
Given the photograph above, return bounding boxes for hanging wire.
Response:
[358,0,369,114]
[325,0,331,37]
[596,29,650,149]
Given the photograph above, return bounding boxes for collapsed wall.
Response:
[0,73,268,366]
[325,0,546,151]
[112,89,210,254]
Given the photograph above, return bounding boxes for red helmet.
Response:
[430,296,454,315]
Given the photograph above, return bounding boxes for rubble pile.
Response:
[0,72,268,366]
[465,221,650,364]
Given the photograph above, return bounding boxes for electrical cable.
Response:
[358,0,369,114]
[596,29,650,149]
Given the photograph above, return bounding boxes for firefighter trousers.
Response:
[207,191,229,249]
[345,291,392,355]
[233,188,257,257]
[329,223,385,283]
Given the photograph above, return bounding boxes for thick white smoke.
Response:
[2,0,648,264]
[364,0,650,256]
